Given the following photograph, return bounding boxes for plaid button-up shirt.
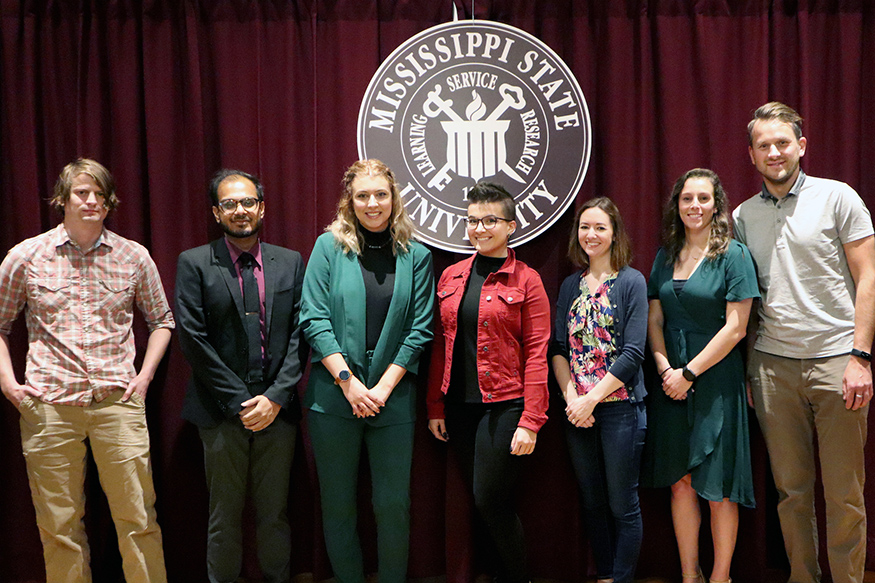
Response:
[0,224,175,406]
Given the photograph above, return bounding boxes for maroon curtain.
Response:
[2,1,875,582]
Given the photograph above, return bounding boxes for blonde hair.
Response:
[51,158,120,215]
[327,159,416,255]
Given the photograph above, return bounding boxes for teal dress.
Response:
[642,240,759,506]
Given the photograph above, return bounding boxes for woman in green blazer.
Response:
[300,159,435,583]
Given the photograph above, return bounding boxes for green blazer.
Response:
[300,232,435,425]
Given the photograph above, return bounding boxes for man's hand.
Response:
[240,395,282,431]
[510,427,537,455]
[2,381,42,409]
[122,372,153,402]
[842,356,873,411]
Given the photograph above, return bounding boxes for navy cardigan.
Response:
[550,266,648,403]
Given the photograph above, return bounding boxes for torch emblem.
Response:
[423,83,527,190]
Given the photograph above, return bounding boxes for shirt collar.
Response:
[760,169,806,202]
[225,238,262,268]
[54,223,109,253]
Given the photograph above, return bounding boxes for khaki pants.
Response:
[18,391,167,583]
[750,350,868,583]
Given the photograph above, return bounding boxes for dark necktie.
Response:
[239,252,263,383]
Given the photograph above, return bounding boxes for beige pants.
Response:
[18,391,167,583]
[750,350,868,583]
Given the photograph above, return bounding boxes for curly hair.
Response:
[327,159,416,256]
[661,168,732,265]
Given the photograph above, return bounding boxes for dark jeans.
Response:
[565,400,646,583]
[445,399,527,583]
[199,416,297,583]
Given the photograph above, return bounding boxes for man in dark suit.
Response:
[175,169,305,583]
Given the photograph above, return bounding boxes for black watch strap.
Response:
[851,348,872,362]
[682,365,698,382]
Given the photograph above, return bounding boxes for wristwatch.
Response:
[334,369,352,385]
[682,366,698,382]
[851,348,872,362]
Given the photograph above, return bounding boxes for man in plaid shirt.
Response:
[0,159,175,583]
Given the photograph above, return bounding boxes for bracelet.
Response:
[659,367,671,377]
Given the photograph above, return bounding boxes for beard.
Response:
[221,216,263,238]
[763,158,800,186]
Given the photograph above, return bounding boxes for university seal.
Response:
[358,19,591,252]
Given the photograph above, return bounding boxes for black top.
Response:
[448,253,506,403]
[359,228,396,351]
[672,278,687,295]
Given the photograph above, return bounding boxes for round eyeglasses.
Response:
[465,216,512,229]
[217,197,261,213]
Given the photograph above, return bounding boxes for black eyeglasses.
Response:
[466,216,512,229]
[217,197,261,213]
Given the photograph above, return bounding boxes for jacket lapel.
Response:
[341,248,368,371]
[369,248,412,385]
[212,239,246,320]
[262,245,277,338]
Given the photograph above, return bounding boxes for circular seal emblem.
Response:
[358,19,591,252]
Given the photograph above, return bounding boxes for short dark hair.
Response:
[466,182,516,222]
[209,169,264,206]
[567,197,633,272]
[51,158,120,216]
[747,101,803,145]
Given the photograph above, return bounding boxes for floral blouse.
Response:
[567,272,629,402]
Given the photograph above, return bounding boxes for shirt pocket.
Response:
[493,286,526,335]
[437,283,463,331]
[98,273,136,315]
[27,277,73,319]
[495,287,525,310]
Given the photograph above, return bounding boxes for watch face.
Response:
[339,370,351,381]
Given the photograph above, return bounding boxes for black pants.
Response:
[445,399,527,583]
[199,417,297,583]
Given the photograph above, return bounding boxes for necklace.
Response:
[364,238,391,249]
[683,245,707,261]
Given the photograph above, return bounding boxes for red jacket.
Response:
[427,249,551,432]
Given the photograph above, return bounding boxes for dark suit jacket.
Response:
[175,238,306,428]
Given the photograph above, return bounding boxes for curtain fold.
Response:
[2,1,874,581]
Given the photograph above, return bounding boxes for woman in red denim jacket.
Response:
[427,182,551,583]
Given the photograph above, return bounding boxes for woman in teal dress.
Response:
[644,169,759,583]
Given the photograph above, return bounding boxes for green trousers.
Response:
[308,410,414,583]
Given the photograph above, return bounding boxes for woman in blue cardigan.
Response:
[300,159,435,583]
[550,197,648,583]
